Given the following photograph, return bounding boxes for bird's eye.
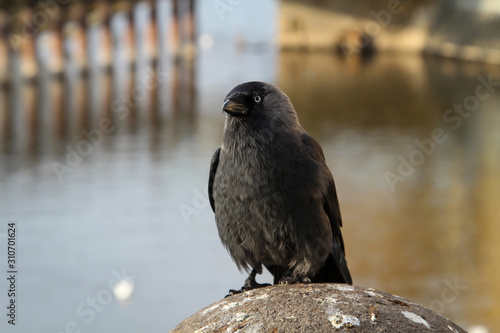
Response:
[254,95,262,103]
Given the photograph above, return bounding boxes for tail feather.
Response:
[266,248,352,285]
[312,246,352,284]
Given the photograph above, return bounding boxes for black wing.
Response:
[301,133,352,284]
[208,147,221,213]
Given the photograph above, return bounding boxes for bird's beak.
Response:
[222,95,249,116]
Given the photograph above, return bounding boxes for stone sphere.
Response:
[171,284,466,332]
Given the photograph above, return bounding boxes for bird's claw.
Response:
[279,274,311,285]
[224,269,271,298]
[224,283,271,298]
[225,289,243,298]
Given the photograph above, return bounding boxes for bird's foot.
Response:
[279,271,311,285]
[224,282,271,298]
[225,288,244,298]
[225,269,271,298]
[243,275,271,290]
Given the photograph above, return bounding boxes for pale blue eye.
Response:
[254,95,262,103]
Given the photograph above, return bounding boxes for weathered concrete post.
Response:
[171,284,466,332]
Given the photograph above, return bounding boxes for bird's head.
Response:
[222,81,297,124]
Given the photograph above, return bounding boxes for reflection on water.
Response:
[1,51,500,332]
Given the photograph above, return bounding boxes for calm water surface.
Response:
[1,49,500,332]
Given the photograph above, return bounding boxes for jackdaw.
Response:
[208,81,352,295]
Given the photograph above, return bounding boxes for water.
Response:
[1,11,500,333]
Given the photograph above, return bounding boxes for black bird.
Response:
[208,81,352,295]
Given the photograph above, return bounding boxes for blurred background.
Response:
[0,0,499,332]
